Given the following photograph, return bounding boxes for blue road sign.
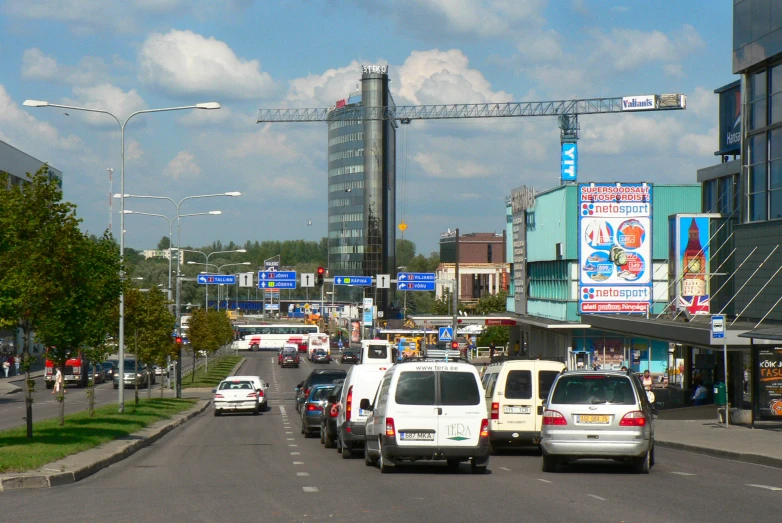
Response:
[334,276,373,286]
[397,281,435,291]
[258,280,296,289]
[438,327,453,342]
[258,270,297,281]
[711,315,725,339]
[397,272,435,282]
[197,274,236,285]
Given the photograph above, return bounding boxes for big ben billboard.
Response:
[668,214,718,316]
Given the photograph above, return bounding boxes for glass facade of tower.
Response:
[327,69,396,310]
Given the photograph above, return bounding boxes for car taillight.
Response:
[307,404,322,412]
[304,388,310,397]
[257,390,264,398]
[385,417,396,437]
[246,392,257,398]
[619,411,646,427]
[346,386,353,422]
[491,402,499,420]
[214,394,224,399]
[480,418,489,437]
[542,410,567,426]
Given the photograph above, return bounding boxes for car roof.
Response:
[230,375,261,381]
[310,369,345,374]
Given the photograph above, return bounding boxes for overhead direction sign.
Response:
[301,273,315,288]
[197,274,236,285]
[397,281,435,291]
[376,274,390,289]
[258,270,297,281]
[334,275,373,286]
[438,326,453,342]
[397,272,435,282]
[239,272,254,288]
[258,280,296,289]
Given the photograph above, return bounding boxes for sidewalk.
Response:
[0,365,45,396]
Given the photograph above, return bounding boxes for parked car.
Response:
[340,351,358,364]
[295,369,347,413]
[540,369,655,474]
[213,378,260,416]
[320,383,344,449]
[363,359,490,474]
[231,375,269,411]
[89,363,106,384]
[312,350,331,364]
[112,359,150,389]
[301,384,339,437]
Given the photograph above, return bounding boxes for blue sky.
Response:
[1,0,734,255]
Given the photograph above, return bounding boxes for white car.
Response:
[231,375,269,411]
[213,379,260,416]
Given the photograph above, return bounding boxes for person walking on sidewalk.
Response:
[489,342,496,362]
[642,369,653,391]
[2,356,10,378]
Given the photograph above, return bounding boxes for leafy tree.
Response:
[475,291,508,315]
[157,236,171,250]
[186,308,233,382]
[0,167,86,437]
[478,326,510,348]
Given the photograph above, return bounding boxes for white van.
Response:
[335,340,394,458]
[307,332,330,357]
[363,360,490,474]
[481,358,565,451]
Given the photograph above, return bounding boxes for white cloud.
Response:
[678,127,718,157]
[515,29,564,63]
[685,86,718,120]
[163,151,201,179]
[21,48,112,86]
[589,24,704,72]
[20,48,58,81]
[285,61,364,107]
[64,84,146,125]
[138,29,275,100]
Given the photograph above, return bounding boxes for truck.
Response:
[307,332,331,359]
[44,351,89,389]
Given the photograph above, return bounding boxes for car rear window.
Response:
[310,387,334,401]
[440,372,480,405]
[218,381,253,390]
[504,370,532,399]
[550,376,636,405]
[366,345,388,359]
[538,371,559,400]
[395,371,435,405]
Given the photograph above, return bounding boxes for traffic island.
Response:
[0,398,207,490]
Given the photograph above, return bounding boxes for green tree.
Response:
[0,167,87,437]
[475,291,508,315]
[477,326,510,348]
[186,309,232,382]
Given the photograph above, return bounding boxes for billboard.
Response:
[757,347,782,419]
[621,95,657,111]
[561,142,577,182]
[578,183,653,314]
[669,214,711,315]
[716,81,741,156]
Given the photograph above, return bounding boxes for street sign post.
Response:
[438,326,454,342]
[376,274,390,289]
[334,276,373,286]
[397,281,435,291]
[711,315,725,339]
[301,273,315,288]
[257,270,297,289]
[197,274,236,285]
[711,314,729,428]
[238,272,254,288]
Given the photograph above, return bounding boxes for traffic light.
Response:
[317,266,325,286]
[451,341,459,350]
[175,336,183,345]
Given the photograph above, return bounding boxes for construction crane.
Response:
[257,93,687,182]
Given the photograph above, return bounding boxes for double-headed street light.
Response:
[23,99,221,414]
[189,261,251,310]
[182,249,247,310]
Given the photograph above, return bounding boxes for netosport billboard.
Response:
[579,183,653,315]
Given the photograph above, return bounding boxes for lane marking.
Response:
[303,487,319,492]
[279,405,287,415]
[287,438,294,441]
[285,432,293,435]
[746,484,782,491]
[289,444,298,447]
[297,472,310,477]
[290,452,300,455]
[670,472,697,476]
[293,461,304,465]
[538,479,552,484]
[499,467,511,471]
[587,494,607,501]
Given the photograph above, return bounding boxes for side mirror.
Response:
[359,398,372,411]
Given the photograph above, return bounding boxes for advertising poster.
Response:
[757,347,782,418]
[716,81,741,156]
[578,183,653,314]
[673,215,711,315]
[350,320,362,343]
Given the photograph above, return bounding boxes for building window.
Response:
[770,128,782,219]
[749,133,768,221]
[703,179,717,213]
[750,70,767,131]
[772,64,782,125]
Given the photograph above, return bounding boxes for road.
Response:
[1,351,780,522]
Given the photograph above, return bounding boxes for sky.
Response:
[0,0,734,255]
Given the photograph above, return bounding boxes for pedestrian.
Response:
[744,367,749,393]
[642,369,653,391]
[489,342,496,362]
[14,354,20,376]
[621,366,628,371]
[692,379,708,406]
[2,356,9,378]
[52,368,64,395]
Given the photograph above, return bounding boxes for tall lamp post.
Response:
[119,193,240,399]
[24,98,221,413]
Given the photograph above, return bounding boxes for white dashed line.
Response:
[293,461,304,465]
[287,438,294,440]
[289,444,298,447]
[303,487,319,492]
[279,405,287,415]
[285,432,293,435]
[670,472,697,476]
[538,479,552,484]
[746,484,782,491]
[290,452,300,455]
[587,494,607,501]
[297,472,310,477]
[499,467,511,471]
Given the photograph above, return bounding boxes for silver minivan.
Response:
[540,370,655,473]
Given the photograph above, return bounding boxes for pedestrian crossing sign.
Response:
[438,327,453,342]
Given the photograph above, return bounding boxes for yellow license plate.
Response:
[579,415,610,424]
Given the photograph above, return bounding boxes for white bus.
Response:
[234,324,320,351]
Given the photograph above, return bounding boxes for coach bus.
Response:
[233,324,320,351]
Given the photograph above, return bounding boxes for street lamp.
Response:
[219,262,251,311]
[182,249,247,310]
[23,98,221,413]
[119,193,238,399]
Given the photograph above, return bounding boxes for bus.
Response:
[233,324,320,351]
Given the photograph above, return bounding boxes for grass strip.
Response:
[182,356,242,389]
[0,398,197,473]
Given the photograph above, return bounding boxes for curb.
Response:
[228,357,247,377]
[0,398,210,491]
[656,440,782,470]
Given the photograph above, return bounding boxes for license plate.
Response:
[358,409,371,416]
[503,406,531,414]
[578,415,610,424]
[400,432,434,441]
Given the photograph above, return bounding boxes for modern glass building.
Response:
[327,68,396,312]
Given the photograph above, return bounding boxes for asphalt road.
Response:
[1,352,781,522]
